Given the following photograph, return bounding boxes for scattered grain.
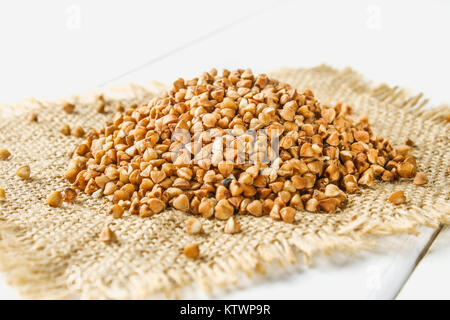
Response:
[63,102,75,114]
[99,226,117,242]
[47,191,63,207]
[224,216,241,234]
[0,149,11,160]
[72,125,85,138]
[96,95,106,113]
[110,204,124,219]
[186,217,202,234]
[388,190,406,205]
[60,124,71,136]
[16,165,30,179]
[184,243,200,259]
[64,188,77,202]
[28,112,38,122]
[413,172,428,186]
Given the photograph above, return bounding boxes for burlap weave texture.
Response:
[0,66,449,299]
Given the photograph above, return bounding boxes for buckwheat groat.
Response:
[64,188,77,202]
[413,172,428,186]
[0,148,11,160]
[47,191,63,208]
[224,216,241,234]
[62,102,75,114]
[16,165,31,179]
[186,217,203,234]
[184,243,200,259]
[99,226,117,243]
[388,190,407,205]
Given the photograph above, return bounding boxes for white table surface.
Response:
[397,226,450,300]
[0,0,448,300]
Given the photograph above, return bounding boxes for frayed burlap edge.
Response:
[0,65,449,299]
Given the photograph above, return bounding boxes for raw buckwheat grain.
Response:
[224,216,241,234]
[63,102,75,114]
[413,172,428,186]
[184,243,200,259]
[0,149,11,160]
[16,165,30,179]
[99,226,117,242]
[47,191,63,207]
[186,217,202,234]
[28,112,38,122]
[388,190,407,205]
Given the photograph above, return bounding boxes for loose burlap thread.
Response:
[0,66,449,299]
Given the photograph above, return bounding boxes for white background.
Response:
[0,0,449,299]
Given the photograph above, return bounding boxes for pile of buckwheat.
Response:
[57,68,428,234]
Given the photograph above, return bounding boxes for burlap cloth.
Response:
[0,66,449,299]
